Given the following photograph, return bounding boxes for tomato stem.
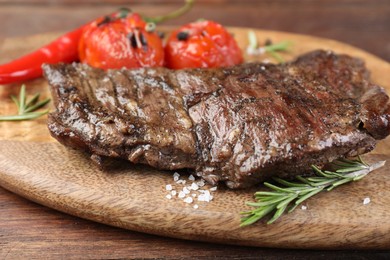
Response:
[144,0,195,24]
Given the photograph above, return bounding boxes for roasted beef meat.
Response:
[43,50,390,188]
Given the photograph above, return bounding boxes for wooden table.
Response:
[1,0,390,258]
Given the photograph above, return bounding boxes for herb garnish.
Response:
[144,0,194,24]
[247,30,292,63]
[240,156,385,226]
[0,84,50,121]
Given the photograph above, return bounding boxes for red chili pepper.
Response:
[0,27,85,85]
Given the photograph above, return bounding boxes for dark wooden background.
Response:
[1,0,389,62]
[1,0,390,258]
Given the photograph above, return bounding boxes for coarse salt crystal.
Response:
[188,175,195,181]
[183,187,190,194]
[209,186,217,191]
[193,204,199,209]
[178,191,186,199]
[301,205,307,210]
[165,184,173,191]
[173,172,180,182]
[171,190,177,196]
[198,194,208,202]
[196,180,205,187]
[198,190,213,202]
[184,197,193,204]
[165,194,172,200]
[363,197,371,205]
[176,179,186,185]
[192,193,197,197]
[190,183,199,191]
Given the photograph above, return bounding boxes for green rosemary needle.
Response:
[247,30,292,63]
[240,156,386,226]
[0,84,50,121]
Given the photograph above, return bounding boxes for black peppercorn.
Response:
[177,31,190,41]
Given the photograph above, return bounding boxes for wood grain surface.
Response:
[1,1,390,258]
[1,140,390,250]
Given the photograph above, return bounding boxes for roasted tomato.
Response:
[78,11,164,69]
[164,20,243,69]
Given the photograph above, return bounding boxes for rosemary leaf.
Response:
[336,166,367,173]
[248,30,259,50]
[268,50,285,63]
[18,84,26,115]
[0,110,49,121]
[246,31,292,63]
[11,95,19,108]
[24,98,51,113]
[264,182,296,193]
[276,194,298,209]
[264,41,292,52]
[0,84,50,122]
[24,92,40,109]
[294,187,324,205]
[268,203,289,224]
[254,191,285,196]
[273,177,308,188]
[247,196,289,207]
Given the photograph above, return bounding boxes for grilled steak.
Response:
[43,50,390,188]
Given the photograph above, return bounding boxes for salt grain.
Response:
[173,172,180,182]
[184,197,193,204]
[301,205,307,210]
[198,190,213,202]
[176,179,186,185]
[190,183,199,191]
[363,197,371,205]
[196,180,205,187]
[178,191,186,199]
[183,187,190,194]
[165,172,219,208]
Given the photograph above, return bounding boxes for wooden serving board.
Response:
[1,28,390,249]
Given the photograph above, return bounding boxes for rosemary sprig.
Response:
[0,84,50,121]
[240,156,386,226]
[247,30,292,63]
[144,0,194,24]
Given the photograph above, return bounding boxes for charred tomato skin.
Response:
[164,20,243,69]
[78,13,164,69]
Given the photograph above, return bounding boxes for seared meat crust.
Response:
[43,50,390,188]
